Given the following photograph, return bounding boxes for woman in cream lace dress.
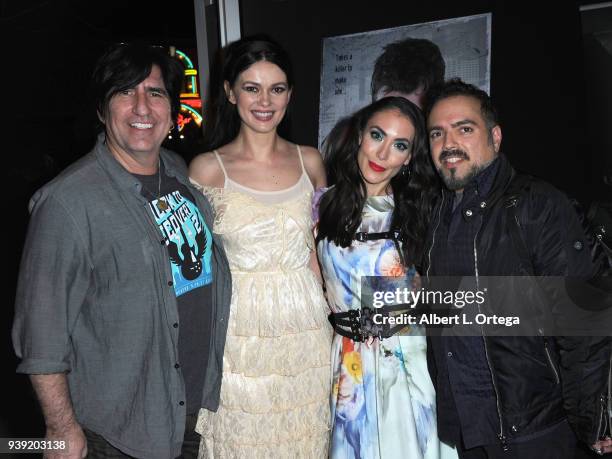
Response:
[189,36,331,458]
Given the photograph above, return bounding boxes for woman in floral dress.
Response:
[315,97,457,459]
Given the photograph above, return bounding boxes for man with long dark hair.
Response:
[423,78,611,458]
[12,43,231,458]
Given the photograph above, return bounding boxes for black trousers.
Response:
[83,413,199,458]
[456,419,577,459]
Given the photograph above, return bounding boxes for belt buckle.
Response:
[359,306,385,341]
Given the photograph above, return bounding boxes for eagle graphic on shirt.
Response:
[167,214,207,281]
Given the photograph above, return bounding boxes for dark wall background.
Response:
[240,0,596,203]
[582,5,612,199]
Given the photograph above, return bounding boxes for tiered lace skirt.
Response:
[196,267,332,458]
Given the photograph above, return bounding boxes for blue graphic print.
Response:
[148,190,213,296]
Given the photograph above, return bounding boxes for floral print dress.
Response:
[316,192,457,459]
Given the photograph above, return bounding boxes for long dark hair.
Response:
[203,35,294,150]
[317,97,439,268]
[92,43,184,127]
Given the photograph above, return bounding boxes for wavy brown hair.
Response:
[317,97,439,268]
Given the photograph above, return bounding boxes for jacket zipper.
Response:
[608,355,612,437]
[426,195,444,280]
[473,219,508,451]
[429,193,507,449]
[597,394,608,440]
[599,354,612,440]
[543,339,560,384]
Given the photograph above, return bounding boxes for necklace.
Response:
[156,157,169,212]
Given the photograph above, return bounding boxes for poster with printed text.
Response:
[318,13,492,147]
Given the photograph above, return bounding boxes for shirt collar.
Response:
[94,133,182,192]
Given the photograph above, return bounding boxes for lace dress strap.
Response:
[213,150,229,186]
[296,144,315,190]
[296,145,306,174]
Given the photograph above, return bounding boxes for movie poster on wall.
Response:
[318,13,492,147]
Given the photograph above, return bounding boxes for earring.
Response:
[401,165,411,178]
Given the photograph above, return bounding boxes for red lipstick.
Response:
[369,161,386,172]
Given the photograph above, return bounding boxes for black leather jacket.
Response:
[424,154,611,447]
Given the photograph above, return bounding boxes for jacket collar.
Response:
[483,153,516,209]
[93,133,185,193]
[438,154,515,207]
[426,153,517,274]
[466,156,500,198]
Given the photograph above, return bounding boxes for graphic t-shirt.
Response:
[135,164,213,414]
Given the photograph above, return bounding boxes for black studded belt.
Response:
[328,304,413,342]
